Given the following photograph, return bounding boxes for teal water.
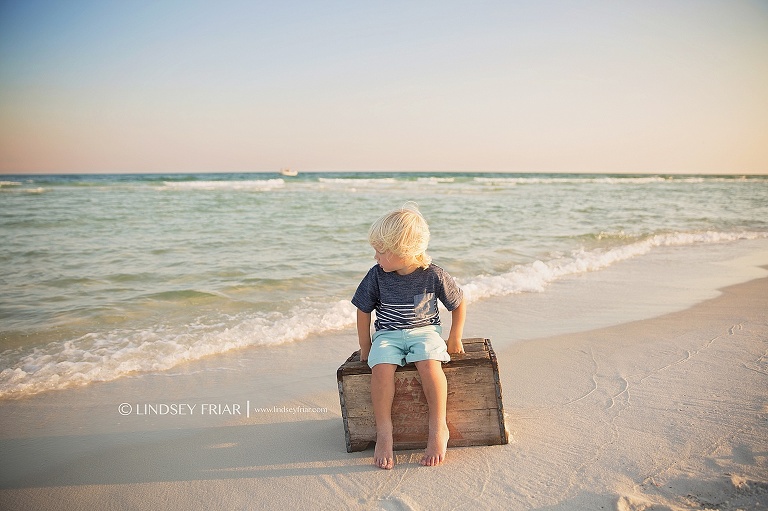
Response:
[1,172,766,397]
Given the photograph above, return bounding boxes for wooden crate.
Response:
[337,337,509,453]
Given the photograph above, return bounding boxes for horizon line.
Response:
[2,169,767,177]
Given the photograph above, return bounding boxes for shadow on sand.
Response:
[1,419,377,489]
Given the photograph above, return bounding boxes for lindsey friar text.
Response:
[118,403,242,416]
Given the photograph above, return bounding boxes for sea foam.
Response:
[0,300,356,399]
[461,231,767,302]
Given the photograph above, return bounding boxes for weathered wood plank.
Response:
[346,409,507,449]
[342,367,499,417]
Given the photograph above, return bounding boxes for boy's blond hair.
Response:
[368,204,432,269]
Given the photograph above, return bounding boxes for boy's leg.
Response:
[414,359,449,466]
[371,363,397,470]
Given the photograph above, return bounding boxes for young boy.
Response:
[352,204,466,469]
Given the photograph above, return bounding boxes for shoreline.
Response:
[1,245,767,510]
[2,238,766,404]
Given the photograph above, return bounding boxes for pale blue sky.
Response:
[1,0,767,174]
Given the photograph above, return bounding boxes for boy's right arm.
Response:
[356,309,372,362]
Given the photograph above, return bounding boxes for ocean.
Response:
[1,172,766,399]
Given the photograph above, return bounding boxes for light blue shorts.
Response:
[367,325,451,368]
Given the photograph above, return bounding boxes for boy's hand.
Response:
[447,338,464,354]
[359,344,370,362]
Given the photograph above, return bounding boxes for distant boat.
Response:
[279,168,298,177]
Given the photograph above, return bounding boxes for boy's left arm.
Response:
[446,298,466,354]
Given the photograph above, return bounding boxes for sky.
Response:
[1,0,767,175]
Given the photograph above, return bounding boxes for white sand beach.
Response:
[1,244,767,511]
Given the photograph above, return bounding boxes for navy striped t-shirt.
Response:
[351,264,463,331]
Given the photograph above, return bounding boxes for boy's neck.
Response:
[396,264,420,276]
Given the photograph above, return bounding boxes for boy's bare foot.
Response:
[373,432,394,470]
[420,423,449,466]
